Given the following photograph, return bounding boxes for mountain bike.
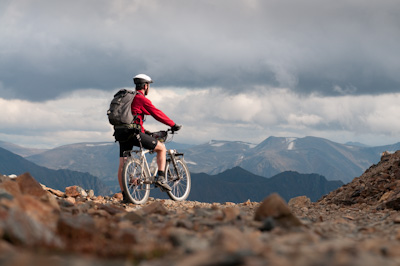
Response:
[121,128,191,204]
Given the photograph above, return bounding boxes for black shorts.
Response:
[117,131,158,157]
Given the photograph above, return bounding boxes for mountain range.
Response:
[183,137,400,183]
[0,145,342,202]
[188,167,343,203]
[0,147,111,195]
[145,167,343,203]
[1,135,399,188]
[0,140,49,157]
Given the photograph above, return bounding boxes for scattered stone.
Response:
[254,193,303,229]
[0,175,11,182]
[0,179,21,197]
[122,211,145,224]
[2,207,63,248]
[57,213,96,242]
[0,188,14,200]
[99,204,125,215]
[44,186,65,198]
[16,173,48,198]
[288,195,311,208]
[1,157,400,266]
[86,189,95,198]
[64,197,76,205]
[221,206,240,222]
[65,186,87,197]
[113,193,123,201]
[320,150,400,211]
[137,201,169,216]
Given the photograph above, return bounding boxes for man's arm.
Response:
[142,98,175,127]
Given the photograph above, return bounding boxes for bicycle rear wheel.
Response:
[166,159,191,201]
[122,158,150,204]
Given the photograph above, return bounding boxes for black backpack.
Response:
[107,89,137,126]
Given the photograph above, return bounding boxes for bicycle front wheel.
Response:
[122,158,150,204]
[166,158,191,201]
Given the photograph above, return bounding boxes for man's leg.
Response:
[153,141,166,172]
[133,133,171,191]
[153,141,172,191]
[118,157,127,193]
[118,136,134,202]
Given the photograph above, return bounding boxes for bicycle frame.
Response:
[124,149,154,184]
[166,149,184,180]
[122,129,191,204]
[124,148,184,183]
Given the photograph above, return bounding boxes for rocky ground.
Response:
[0,151,400,265]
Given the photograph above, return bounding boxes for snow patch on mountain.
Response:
[286,138,297,150]
[209,141,225,147]
[185,160,197,165]
[207,140,256,149]
[85,143,114,147]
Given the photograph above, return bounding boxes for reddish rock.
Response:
[2,207,63,248]
[16,173,47,197]
[288,196,311,208]
[222,207,240,222]
[64,196,76,205]
[44,186,65,197]
[138,201,169,216]
[254,193,303,228]
[113,193,123,200]
[57,213,96,242]
[320,150,400,210]
[122,211,145,224]
[99,204,125,215]
[0,179,21,197]
[14,195,59,230]
[65,186,87,197]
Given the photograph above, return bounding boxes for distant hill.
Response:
[25,141,193,192]
[0,142,344,202]
[184,137,400,183]
[26,142,120,190]
[183,140,255,175]
[187,167,343,203]
[345,141,370,147]
[149,167,343,203]
[0,140,48,157]
[0,147,111,195]
[7,136,400,185]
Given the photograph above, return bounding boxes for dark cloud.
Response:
[1,0,399,101]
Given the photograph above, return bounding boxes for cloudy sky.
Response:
[1,0,400,148]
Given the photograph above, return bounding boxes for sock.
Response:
[157,170,165,177]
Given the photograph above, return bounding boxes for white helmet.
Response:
[133,74,153,85]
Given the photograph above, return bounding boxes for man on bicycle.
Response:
[117,74,181,201]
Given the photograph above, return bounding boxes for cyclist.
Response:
[117,74,181,202]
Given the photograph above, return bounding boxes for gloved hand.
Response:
[145,130,152,135]
[171,124,182,132]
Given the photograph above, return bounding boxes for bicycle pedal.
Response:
[155,180,172,191]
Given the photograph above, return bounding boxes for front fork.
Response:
[166,149,183,181]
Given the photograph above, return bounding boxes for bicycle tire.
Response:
[166,159,191,201]
[122,158,150,204]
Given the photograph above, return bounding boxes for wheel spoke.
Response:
[122,158,150,204]
[166,159,191,201]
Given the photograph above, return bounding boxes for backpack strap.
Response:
[114,123,141,131]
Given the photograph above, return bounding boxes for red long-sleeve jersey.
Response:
[131,91,175,133]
